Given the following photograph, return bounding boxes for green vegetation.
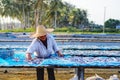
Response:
[0,27,35,32]
[0,0,120,33]
[54,27,81,32]
[1,26,120,34]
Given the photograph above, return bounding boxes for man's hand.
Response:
[26,53,32,61]
[57,51,64,57]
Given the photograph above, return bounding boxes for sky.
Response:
[62,0,120,25]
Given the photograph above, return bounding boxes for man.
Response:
[26,25,63,80]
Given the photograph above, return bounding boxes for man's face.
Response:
[38,35,47,41]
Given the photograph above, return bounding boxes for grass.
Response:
[0,27,120,34]
[0,68,120,80]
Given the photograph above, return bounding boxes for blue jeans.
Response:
[36,68,55,80]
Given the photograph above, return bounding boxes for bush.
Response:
[54,27,81,32]
[0,27,35,32]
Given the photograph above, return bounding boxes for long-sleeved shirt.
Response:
[26,34,59,58]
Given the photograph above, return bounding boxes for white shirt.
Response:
[26,34,59,58]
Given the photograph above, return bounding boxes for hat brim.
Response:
[46,28,54,32]
[30,28,54,38]
[30,32,47,38]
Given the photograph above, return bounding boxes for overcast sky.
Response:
[62,0,120,25]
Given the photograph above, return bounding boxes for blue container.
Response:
[0,48,14,59]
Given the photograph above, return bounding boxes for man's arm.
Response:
[50,34,64,57]
[26,39,37,61]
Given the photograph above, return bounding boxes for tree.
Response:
[105,19,120,29]
[0,0,35,29]
[43,0,64,28]
[71,8,88,29]
[0,0,90,30]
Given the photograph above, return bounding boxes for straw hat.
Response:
[31,25,54,38]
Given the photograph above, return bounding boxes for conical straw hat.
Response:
[31,25,54,38]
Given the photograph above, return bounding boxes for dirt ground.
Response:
[0,68,120,80]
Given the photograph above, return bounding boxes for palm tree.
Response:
[58,2,75,27]
[71,8,88,29]
[1,0,89,30]
[0,0,36,28]
[43,0,64,28]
